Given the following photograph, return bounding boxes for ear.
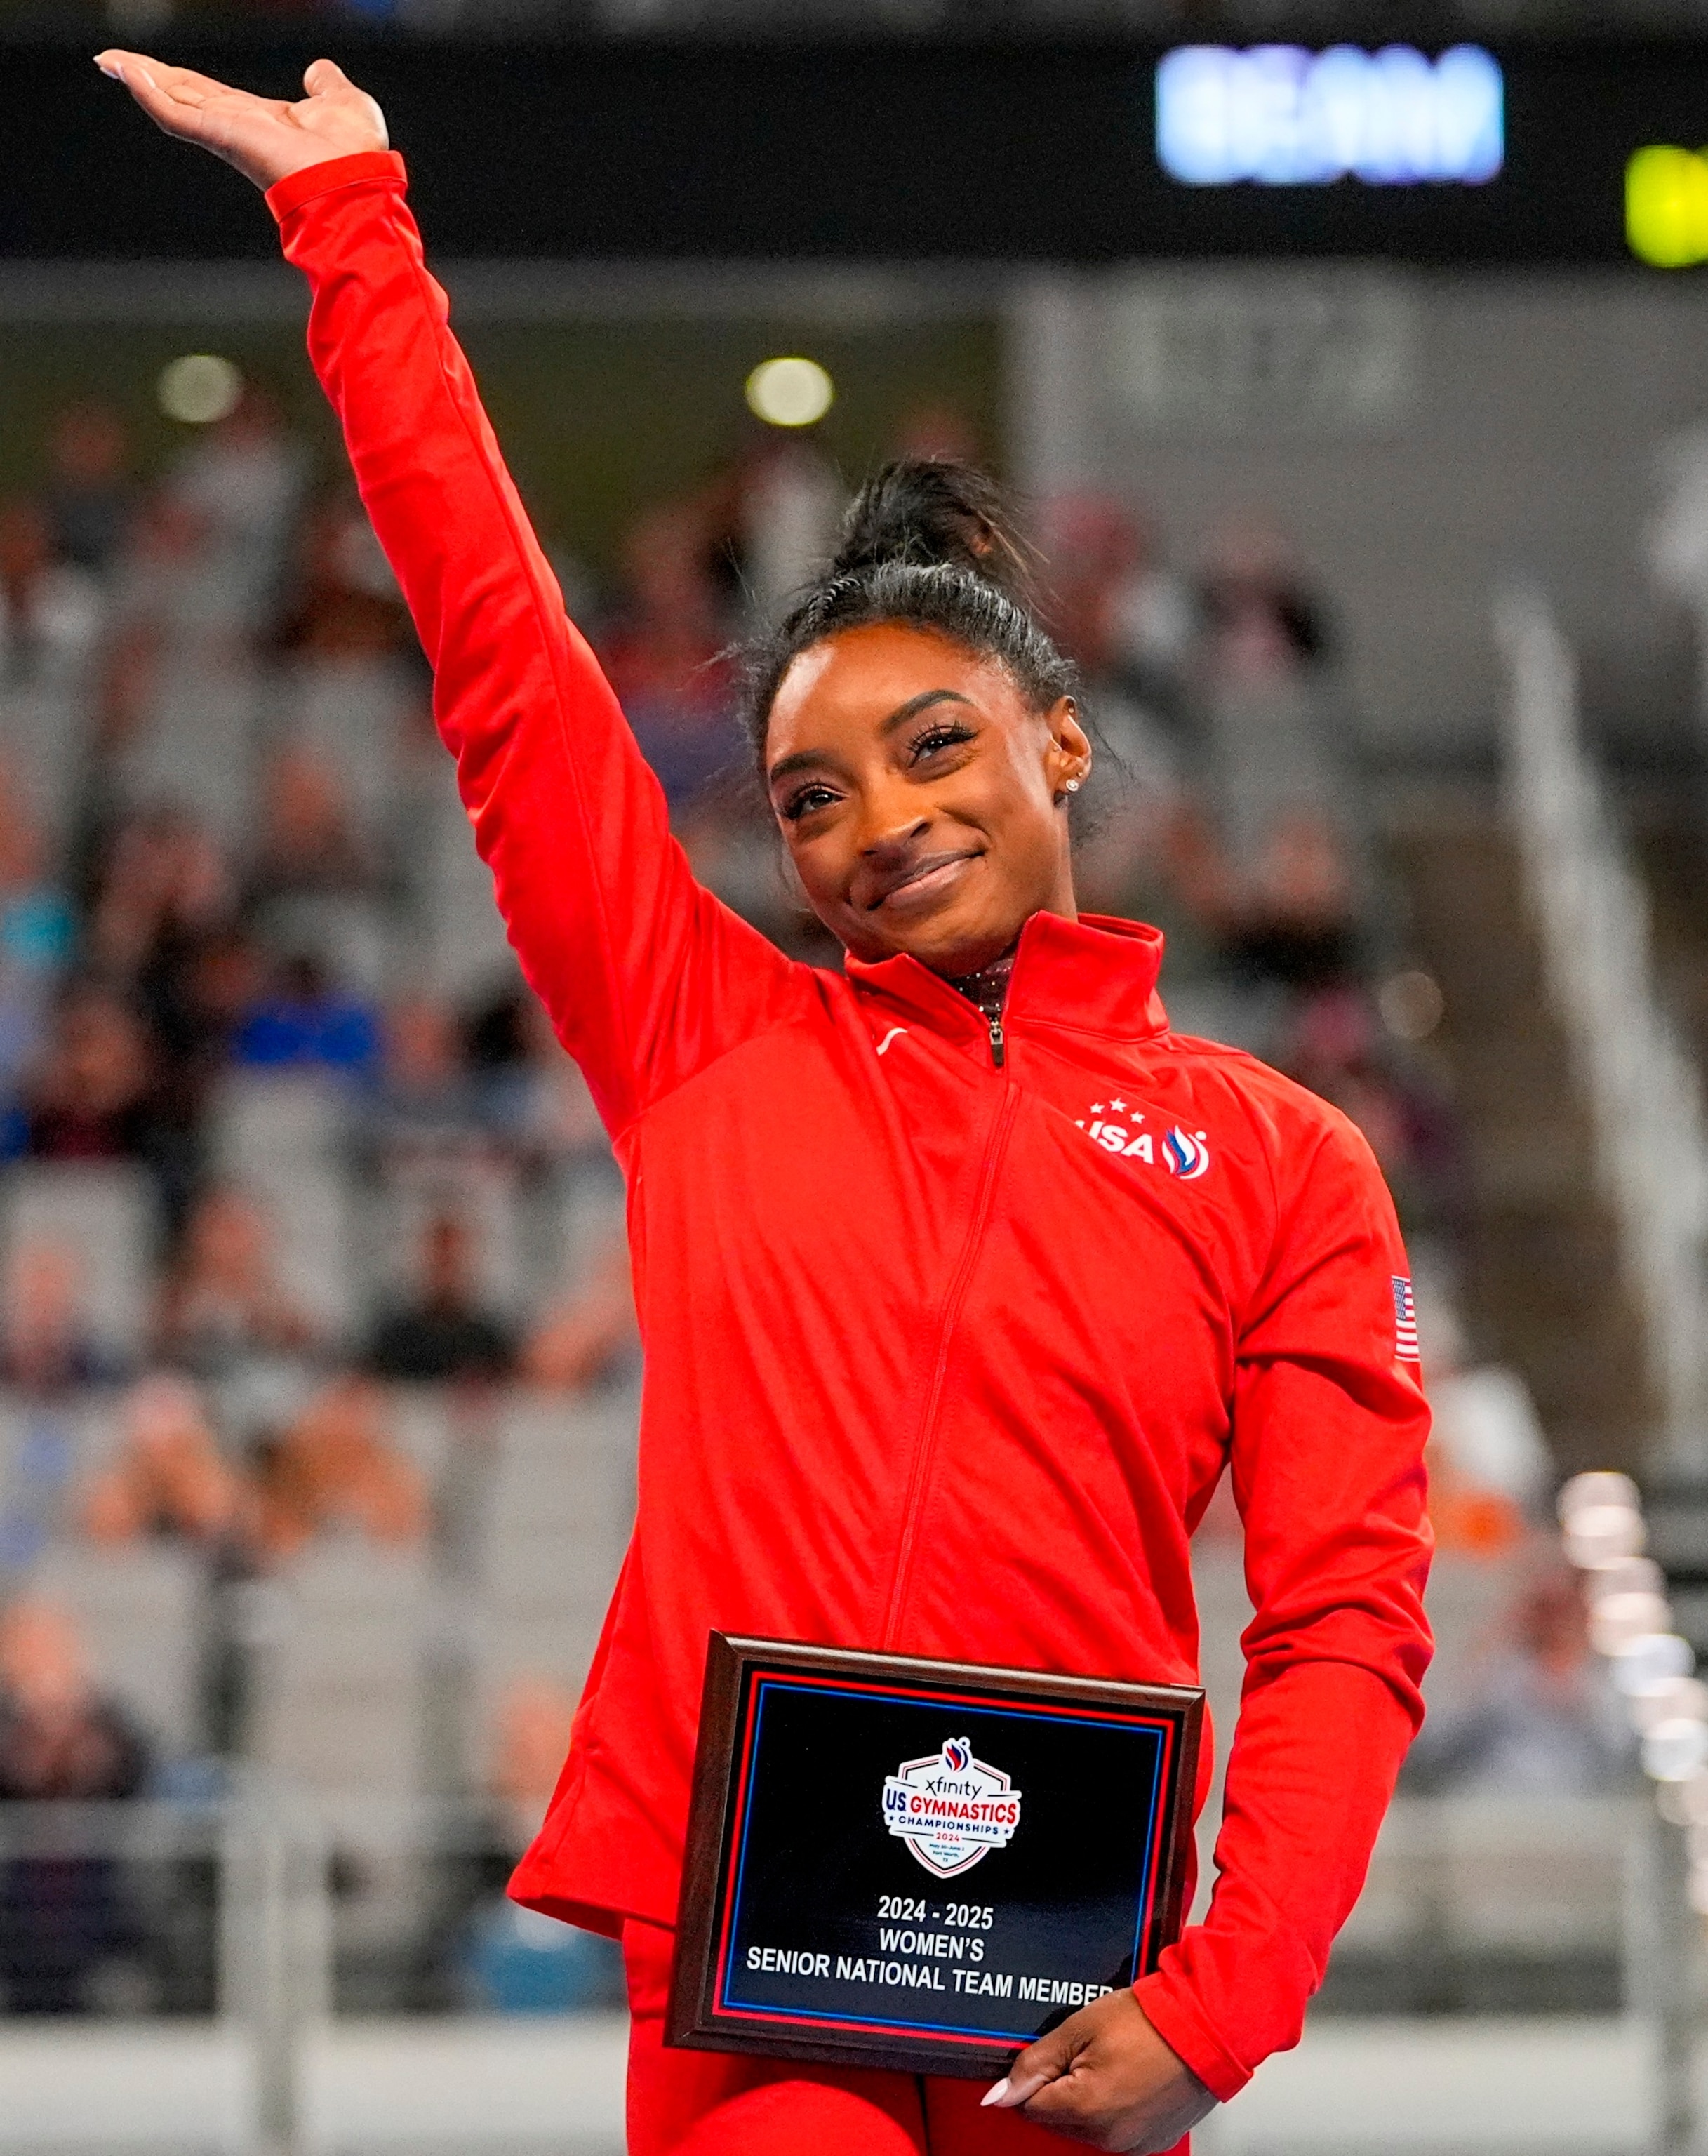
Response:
[1043,697,1093,804]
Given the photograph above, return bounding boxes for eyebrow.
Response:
[766,689,975,790]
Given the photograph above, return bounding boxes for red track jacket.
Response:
[270,152,1432,2105]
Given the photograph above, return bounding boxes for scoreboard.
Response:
[10,33,1708,265]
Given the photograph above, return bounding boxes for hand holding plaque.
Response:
[669,1636,1203,2082]
[983,1987,1215,2149]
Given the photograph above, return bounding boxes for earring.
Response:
[1064,778,1081,793]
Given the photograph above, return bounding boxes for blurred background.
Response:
[1,8,1708,2155]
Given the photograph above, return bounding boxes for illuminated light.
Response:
[1627,145,1708,268]
[1588,1590,1673,1656]
[1610,1632,1695,1697]
[1156,43,1502,187]
[158,353,243,426]
[1376,969,1443,1041]
[1630,1677,1708,1736]
[1643,1714,1708,1783]
[1561,1500,1645,1566]
[1559,1470,1641,1521]
[745,357,834,430]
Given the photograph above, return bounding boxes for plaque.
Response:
[667,1634,1203,2079]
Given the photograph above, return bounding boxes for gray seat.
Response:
[2,1163,153,1363]
[28,1538,207,1760]
[462,1388,638,1781]
[245,1543,429,1807]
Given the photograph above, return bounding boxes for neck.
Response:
[942,942,1018,1020]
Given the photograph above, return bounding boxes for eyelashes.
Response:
[910,724,975,761]
[776,724,979,820]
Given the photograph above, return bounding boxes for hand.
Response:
[982,1989,1217,2152]
[95,51,387,192]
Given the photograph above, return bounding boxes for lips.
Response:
[863,850,982,912]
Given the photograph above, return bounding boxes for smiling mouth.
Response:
[866,851,982,911]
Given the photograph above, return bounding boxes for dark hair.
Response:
[741,460,1079,760]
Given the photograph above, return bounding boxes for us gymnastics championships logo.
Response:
[881,1737,1023,1879]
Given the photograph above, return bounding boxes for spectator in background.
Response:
[167,380,307,636]
[98,486,260,845]
[461,976,537,1140]
[41,404,135,580]
[248,1374,426,1564]
[0,784,76,1119]
[274,491,412,666]
[243,746,385,989]
[1036,493,1189,924]
[523,1224,636,1393]
[889,402,982,468]
[455,1672,623,2013]
[487,1674,579,1850]
[1418,1286,1552,1557]
[0,497,105,688]
[1039,491,1194,728]
[22,983,153,1163]
[87,806,234,1027]
[367,995,484,1173]
[1169,519,1367,1044]
[597,502,738,814]
[1404,1569,1634,1795]
[470,984,610,1173]
[364,1211,516,1385]
[80,1374,241,1550]
[0,1238,119,1398]
[234,952,380,1081]
[86,806,236,1216]
[155,1185,316,1380]
[1278,985,1464,1237]
[0,1597,149,2014]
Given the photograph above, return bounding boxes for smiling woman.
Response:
[747,466,1092,980]
[98,47,1432,2156]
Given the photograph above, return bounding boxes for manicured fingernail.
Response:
[980,2078,1010,2108]
[95,54,122,78]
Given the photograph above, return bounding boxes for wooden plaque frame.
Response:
[666,1634,1203,2079]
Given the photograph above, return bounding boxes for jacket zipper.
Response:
[987,1012,1006,1067]
[880,1072,1018,1650]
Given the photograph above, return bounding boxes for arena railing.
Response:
[1496,585,1708,1472]
[0,1782,1662,2152]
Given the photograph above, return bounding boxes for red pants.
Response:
[624,1919,1078,2156]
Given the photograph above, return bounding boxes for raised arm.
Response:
[98,54,803,1136]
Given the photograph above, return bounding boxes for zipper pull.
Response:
[988,1013,1006,1069]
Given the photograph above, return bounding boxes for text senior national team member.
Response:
[100,53,1432,2156]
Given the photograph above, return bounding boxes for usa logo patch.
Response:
[1392,1275,1420,1362]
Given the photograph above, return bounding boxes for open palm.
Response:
[95,52,387,192]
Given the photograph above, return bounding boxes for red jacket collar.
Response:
[846,910,1170,1044]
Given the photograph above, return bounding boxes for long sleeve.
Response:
[267,153,803,1138]
[1135,1112,1434,2099]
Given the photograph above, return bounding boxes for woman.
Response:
[98,54,1432,2156]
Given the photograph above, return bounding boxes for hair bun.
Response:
[829,459,1027,596]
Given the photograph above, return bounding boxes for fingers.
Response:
[95,51,269,147]
[299,57,389,149]
[95,51,205,141]
[983,2025,1077,2110]
[302,58,352,97]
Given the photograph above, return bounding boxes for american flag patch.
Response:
[1392,1275,1420,1361]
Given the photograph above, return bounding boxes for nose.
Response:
[854,773,933,860]
[858,812,932,863]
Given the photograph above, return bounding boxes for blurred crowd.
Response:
[0,380,1626,2017]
